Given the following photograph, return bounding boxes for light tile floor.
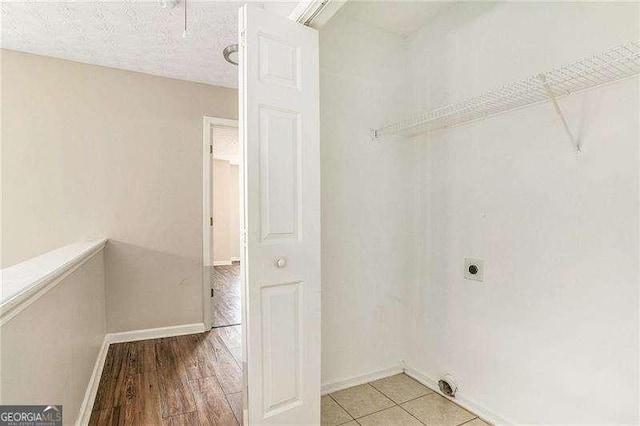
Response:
[322,374,491,426]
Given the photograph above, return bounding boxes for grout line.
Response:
[399,392,479,426]
[327,394,356,423]
[330,382,420,423]
[457,416,480,426]
[396,404,428,425]
[369,385,434,405]
[367,378,427,424]
[398,390,434,405]
[326,377,484,426]
[431,392,480,419]
[366,383,396,405]
[351,402,400,422]
[403,374,482,420]
[347,384,397,420]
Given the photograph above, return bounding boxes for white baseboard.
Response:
[76,336,110,426]
[321,365,404,395]
[76,323,206,424]
[230,257,240,262]
[403,365,512,426]
[322,364,511,425]
[214,261,232,266]
[77,338,509,425]
[107,323,206,344]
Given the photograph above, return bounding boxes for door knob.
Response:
[276,257,287,268]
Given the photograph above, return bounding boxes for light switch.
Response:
[464,258,484,282]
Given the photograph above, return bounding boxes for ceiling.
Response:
[0,1,447,87]
[340,1,453,37]
[0,1,299,88]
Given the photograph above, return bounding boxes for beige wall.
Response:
[1,49,237,331]
[0,251,106,425]
[212,159,240,264]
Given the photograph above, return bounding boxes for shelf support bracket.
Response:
[538,74,581,153]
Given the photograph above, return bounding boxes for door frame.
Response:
[202,115,239,330]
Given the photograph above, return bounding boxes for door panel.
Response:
[261,281,303,416]
[258,34,300,89]
[239,4,320,425]
[259,106,301,242]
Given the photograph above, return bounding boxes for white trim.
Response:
[321,365,404,395]
[106,323,206,344]
[230,257,241,262]
[76,322,206,424]
[403,365,513,426]
[203,116,239,330]
[0,240,107,326]
[288,0,322,22]
[76,336,110,426]
[288,0,344,28]
[214,261,233,267]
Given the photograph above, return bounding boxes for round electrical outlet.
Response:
[464,258,484,282]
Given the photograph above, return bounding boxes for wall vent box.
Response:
[464,258,484,282]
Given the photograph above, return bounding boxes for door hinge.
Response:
[211,288,214,297]
[210,217,213,226]
[210,145,213,154]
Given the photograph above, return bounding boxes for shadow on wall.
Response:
[105,240,202,333]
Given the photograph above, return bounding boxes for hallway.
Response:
[212,263,241,328]
[90,326,242,425]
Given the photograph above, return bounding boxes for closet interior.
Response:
[319,2,639,424]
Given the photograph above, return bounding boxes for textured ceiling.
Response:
[0,1,295,88]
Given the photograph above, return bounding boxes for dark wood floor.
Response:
[90,325,243,425]
[212,264,241,328]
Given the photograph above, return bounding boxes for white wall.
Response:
[1,50,237,332]
[0,251,106,425]
[321,1,639,423]
[319,4,416,387]
[213,159,232,264]
[404,2,639,424]
[229,164,240,260]
[212,160,239,264]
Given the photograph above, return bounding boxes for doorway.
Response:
[202,116,241,330]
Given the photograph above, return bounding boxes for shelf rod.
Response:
[371,42,638,143]
[538,74,581,153]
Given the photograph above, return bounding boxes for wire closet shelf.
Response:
[371,41,640,144]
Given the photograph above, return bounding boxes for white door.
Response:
[239,4,320,425]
